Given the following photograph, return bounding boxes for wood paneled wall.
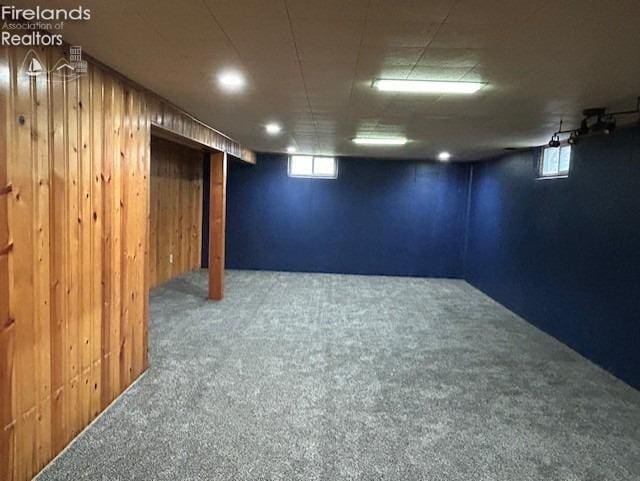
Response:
[149,137,203,287]
[0,45,150,481]
[0,39,249,480]
[0,42,12,481]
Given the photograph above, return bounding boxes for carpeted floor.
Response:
[38,270,640,480]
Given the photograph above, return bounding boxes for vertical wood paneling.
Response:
[109,79,122,404]
[9,43,38,481]
[132,94,146,379]
[148,136,203,288]
[0,45,150,481]
[100,74,114,412]
[65,65,81,444]
[89,66,104,421]
[78,68,92,432]
[0,41,240,480]
[49,45,68,457]
[33,46,52,472]
[0,45,15,481]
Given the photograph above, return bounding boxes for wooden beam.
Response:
[208,151,227,300]
[149,110,255,165]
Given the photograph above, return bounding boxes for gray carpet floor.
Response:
[38,270,640,480]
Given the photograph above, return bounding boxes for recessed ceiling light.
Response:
[438,151,451,161]
[373,79,485,94]
[265,123,282,135]
[217,70,245,92]
[286,146,297,153]
[352,137,407,145]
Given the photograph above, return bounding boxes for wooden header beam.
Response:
[148,101,255,165]
[81,48,256,165]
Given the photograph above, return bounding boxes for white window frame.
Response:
[538,144,571,179]
[288,155,338,179]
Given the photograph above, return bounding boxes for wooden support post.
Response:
[208,151,227,300]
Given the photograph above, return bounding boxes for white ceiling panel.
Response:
[10,0,640,160]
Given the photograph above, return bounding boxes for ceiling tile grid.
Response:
[10,0,640,160]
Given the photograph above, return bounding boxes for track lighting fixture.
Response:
[578,119,590,136]
[545,96,638,147]
[547,120,563,147]
[603,116,616,135]
[567,130,580,145]
[589,114,616,135]
[548,133,561,148]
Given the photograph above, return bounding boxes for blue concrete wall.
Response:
[465,127,640,388]
[225,154,470,278]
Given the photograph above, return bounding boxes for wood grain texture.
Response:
[79,53,255,165]
[147,98,255,165]
[0,45,150,481]
[208,151,227,301]
[149,136,203,288]
[0,45,15,481]
[0,40,243,479]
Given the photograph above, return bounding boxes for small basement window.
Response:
[288,155,337,179]
[539,145,571,178]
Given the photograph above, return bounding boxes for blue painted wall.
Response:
[220,130,640,388]
[225,154,470,278]
[465,127,640,388]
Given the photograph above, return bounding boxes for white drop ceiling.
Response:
[13,0,640,160]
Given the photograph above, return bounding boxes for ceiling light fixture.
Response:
[217,70,245,92]
[548,133,561,148]
[547,97,639,147]
[547,119,563,147]
[602,116,616,135]
[286,146,297,153]
[352,137,408,145]
[437,151,451,161]
[373,79,486,94]
[567,130,580,145]
[265,123,282,135]
[578,118,590,136]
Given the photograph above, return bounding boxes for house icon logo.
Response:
[55,60,75,72]
[20,46,88,82]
